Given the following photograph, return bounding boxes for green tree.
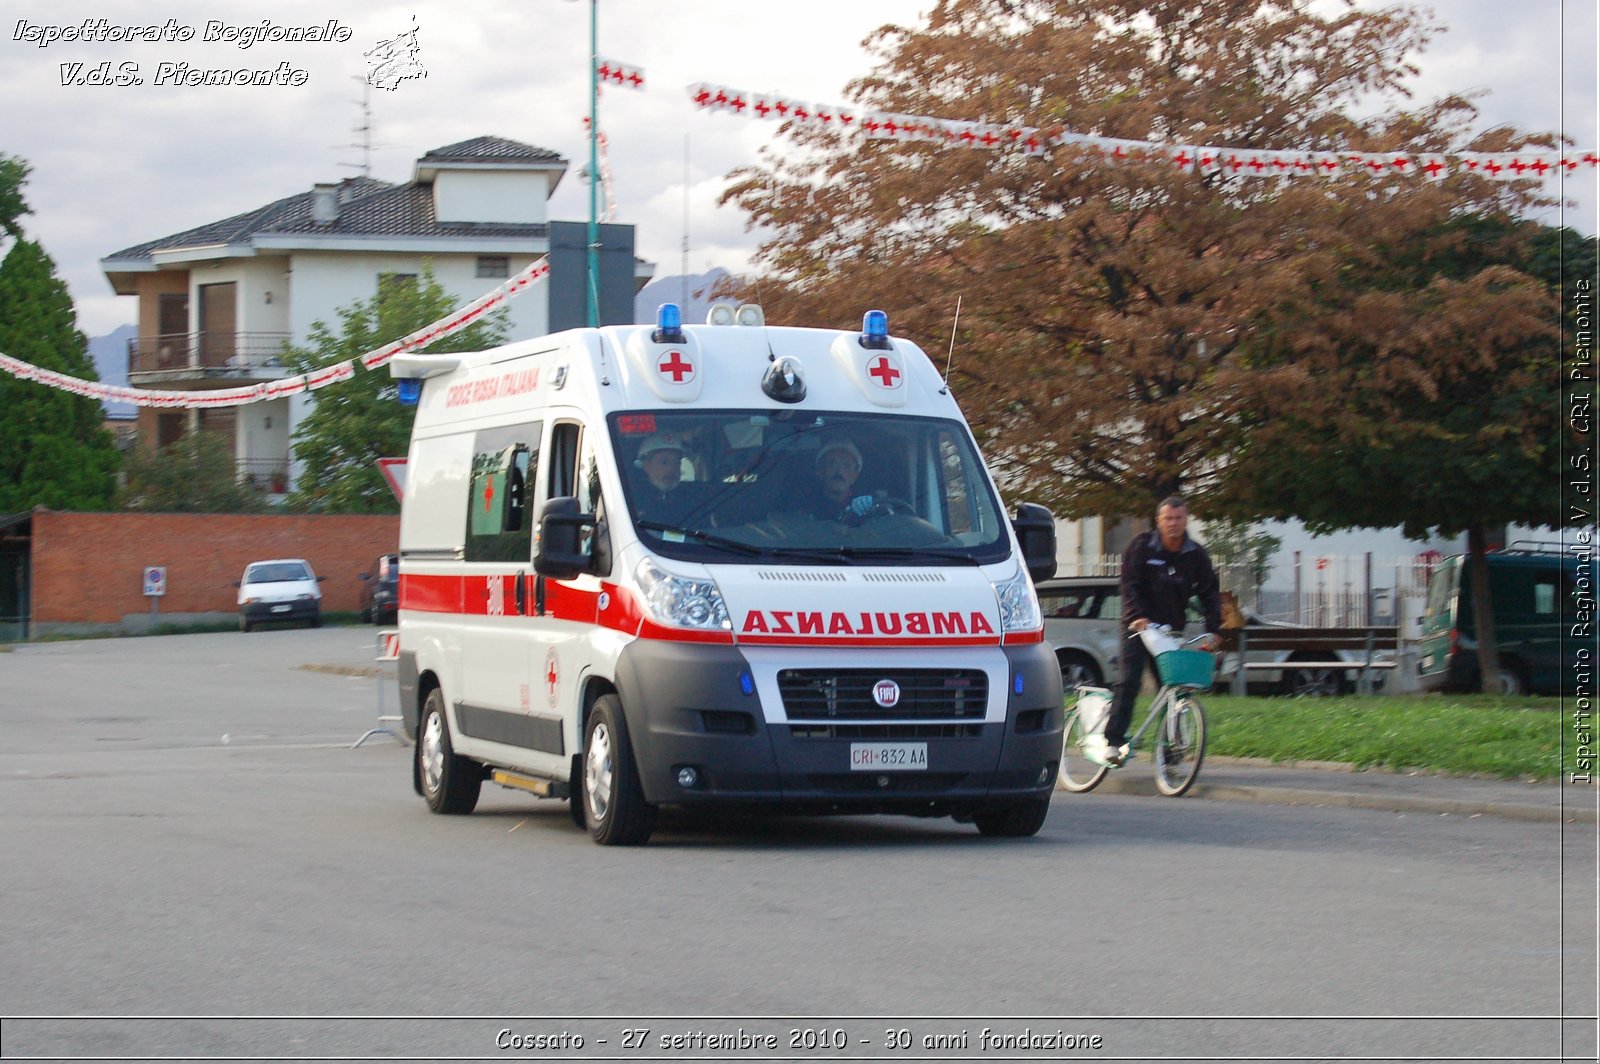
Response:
[720,0,1556,523]
[1224,218,1591,690]
[117,431,271,513]
[0,219,120,512]
[285,267,508,513]
[0,154,30,241]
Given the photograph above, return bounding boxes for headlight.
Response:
[635,558,730,631]
[993,569,1041,633]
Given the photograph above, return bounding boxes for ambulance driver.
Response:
[807,437,876,521]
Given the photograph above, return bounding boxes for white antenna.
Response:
[682,135,690,311]
[941,294,962,394]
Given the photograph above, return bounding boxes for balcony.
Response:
[128,332,294,387]
[237,458,291,496]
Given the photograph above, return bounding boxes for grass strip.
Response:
[1198,693,1572,781]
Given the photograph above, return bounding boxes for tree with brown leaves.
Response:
[720,0,1560,530]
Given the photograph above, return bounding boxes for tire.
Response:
[973,796,1051,837]
[1493,662,1527,696]
[1281,659,1347,697]
[582,695,657,845]
[1058,702,1111,793]
[309,612,323,629]
[568,754,587,829]
[417,688,481,814]
[1153,694,1206,797]
[1057,651,1103,690]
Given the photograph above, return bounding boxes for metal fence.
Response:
[1059,549,1440,631]
[128,332,293,374]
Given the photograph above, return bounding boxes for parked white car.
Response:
[1038,576,1370,696]
[235,558,324,632]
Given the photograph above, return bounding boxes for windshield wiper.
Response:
[831,546,982,564]
[635,521,770,557]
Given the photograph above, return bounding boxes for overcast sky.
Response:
[2,0,1595,337]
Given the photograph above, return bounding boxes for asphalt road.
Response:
[0,629,1594,1062]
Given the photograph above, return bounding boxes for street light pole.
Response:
[586,0,600,327]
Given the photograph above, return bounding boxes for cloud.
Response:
[1,0,1592,336]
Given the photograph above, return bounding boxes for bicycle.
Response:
[1058,627,1213,797]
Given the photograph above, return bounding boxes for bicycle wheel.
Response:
[1058,703,1110,793]
[1153,693,1206,797]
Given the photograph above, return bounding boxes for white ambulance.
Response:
[390,304,1062,845]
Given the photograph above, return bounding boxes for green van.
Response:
[1417,548,1582,696]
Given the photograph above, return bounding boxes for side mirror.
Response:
[231,580,241,588]
[534,496,596,579]
[359,573,372,582]
[1012,503,1057,584]
[316,575,327,582]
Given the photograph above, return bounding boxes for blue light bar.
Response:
[653,302,686,343]
[397,378,422,405]
[739,671,755,696]
[1013,672,1025,696]
[860,309,890,349]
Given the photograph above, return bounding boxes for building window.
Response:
[378,273,418,301]
[475,256,510,278]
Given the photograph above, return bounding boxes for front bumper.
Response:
[242,599,320,624]
[613,640,1064,813]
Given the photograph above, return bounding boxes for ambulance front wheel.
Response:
[418,687,481,815]
[972,796,1051,837]
[582,695,657,846]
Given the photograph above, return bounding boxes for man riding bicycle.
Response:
[1085,495,1222,768]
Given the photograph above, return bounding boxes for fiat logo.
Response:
[872,679,901,708]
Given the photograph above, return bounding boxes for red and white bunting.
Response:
[684,81,1596,184]
[2,258,550,409]
[595,57,644,91]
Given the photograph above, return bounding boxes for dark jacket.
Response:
[1119,531,1222,634]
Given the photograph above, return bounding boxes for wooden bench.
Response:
[1215,626,1399,696]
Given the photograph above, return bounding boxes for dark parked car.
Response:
[358,553,399,624]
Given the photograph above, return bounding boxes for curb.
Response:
[1068,762,1597,824]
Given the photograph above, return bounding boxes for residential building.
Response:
[101,135,652,493]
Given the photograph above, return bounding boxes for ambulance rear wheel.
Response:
[418,688,481,815]
[583,695,657,845]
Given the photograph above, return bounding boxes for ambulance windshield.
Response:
[610,410,1012,565]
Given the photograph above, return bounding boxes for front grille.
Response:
[778,668,988,721]
[789,723,983,741]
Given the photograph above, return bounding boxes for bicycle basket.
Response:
[1155,649,1214,689]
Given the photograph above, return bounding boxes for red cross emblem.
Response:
[658,350,695,383]
[482,478,495,512]
[545,648,560,706]
[839,112,855,126]
[868,356,902,389]
[1172,150,1192,168]
[754,100,772,118]
[1423,158,1445,177]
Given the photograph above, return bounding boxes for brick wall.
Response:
[31,510,399,625]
